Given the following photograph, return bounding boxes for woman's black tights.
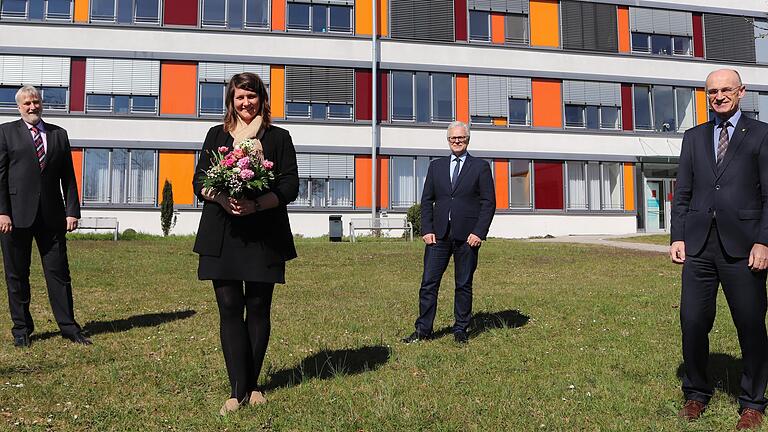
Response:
[213,280,274,401]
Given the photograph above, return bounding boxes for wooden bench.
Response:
[76,217,119,241]
[349,217,413,242]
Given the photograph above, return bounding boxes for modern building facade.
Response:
[1,0,767,237]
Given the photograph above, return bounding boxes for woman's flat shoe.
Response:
[219,398,240,415]
[249,390,267,405]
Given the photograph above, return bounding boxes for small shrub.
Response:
[160,180,175,236]
[406,203,421,237]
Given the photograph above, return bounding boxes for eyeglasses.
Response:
[706,87,742,96]
[448,136,468,142]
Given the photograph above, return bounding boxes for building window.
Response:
[201,0,269,28]
[631,33,692,56]
[287,2,351,33]
[509,159,532,209]
[86,94,158,114]
[505,14,528,44]
[390,156,430,208]
[0,87,16,108]
[200,82,225,115]
[469,10,489,41]
[1,0,27,18]
[286,102,352,120]
[293,178,353,207]
[566,161,623,210]
[41,87,68,110]
[83,148,157,205]
[633,85,694,132]
[46,0,73,20]
[90,0,116,21]
[564,105,620,130]
[115,0,160,24]
[391,71,454,123]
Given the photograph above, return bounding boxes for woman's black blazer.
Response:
[192,124,299,262]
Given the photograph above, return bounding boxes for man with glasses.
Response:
[671,69,768,429]
[402,121,495,345]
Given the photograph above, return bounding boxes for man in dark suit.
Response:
[402,121,495,344]
[0,85,89,347]
[671,69,768,430]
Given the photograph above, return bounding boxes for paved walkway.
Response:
[530,234,669,253]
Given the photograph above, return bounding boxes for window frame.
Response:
[630,32,693,57]
[634,84,694,133]
[391,71,455,124]
[82,148,158,206]
[45,0,73,20]
[468,10,490,42]
[508,159,534,210]
[90,0,117,22]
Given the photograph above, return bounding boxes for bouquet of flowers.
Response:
[202,138,275,199]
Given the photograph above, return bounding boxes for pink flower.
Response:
[262,159,274,170]
[232,148,245,159]
[222,156,236,167]
[217,146,228,153]
[237,157,250,170]
[239,169,255,180]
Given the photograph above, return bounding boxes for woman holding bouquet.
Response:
[192,72,299,415]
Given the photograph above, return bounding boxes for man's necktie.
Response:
[451,157,461,189]
[30,126,46,170]
[716,121,731,166]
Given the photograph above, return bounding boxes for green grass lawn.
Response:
[0,237,751,431]
[615,234,671,246]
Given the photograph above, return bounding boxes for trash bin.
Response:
[329,215,343,242]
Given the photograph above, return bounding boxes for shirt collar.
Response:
[715,110,740,128]
[24,120,44,132]
[451,152,467,161]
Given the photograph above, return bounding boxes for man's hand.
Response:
[749,243,768,271]
[0,214,11,234]
[422,233,436,245]
[467,233,482,248]
[65,217,78,232]
[670,241,686,264]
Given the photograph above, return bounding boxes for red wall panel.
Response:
[454,0,467,42]
[692,13,704,58]
[354,69,388,122]
[534,161,563,210]
[164,0,198,26]
[621,83,633,131]
[69,58,86,112]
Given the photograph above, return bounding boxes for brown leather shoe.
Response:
[678,400,706,421]
[736,408,763,430]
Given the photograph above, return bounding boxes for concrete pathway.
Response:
[530,234,669,254]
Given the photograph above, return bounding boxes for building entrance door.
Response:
[645,179,674,232]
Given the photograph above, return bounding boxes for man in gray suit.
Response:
[0,85,89,347]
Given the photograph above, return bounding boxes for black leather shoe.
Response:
[13,334,31,348]
[63,332,92,346]
[401,331,430,344]
[454,331,469,344]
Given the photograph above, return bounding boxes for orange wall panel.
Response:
[695,88,709,125]
[491,13,505,44]
[74,0,89,22]
[355,0,388,36]
[532,79,562,128]
[160,62,197,115]
[623,163,635,211]
[71,148,83,200]
[492,117,507,126]
[530,0,559,48]
[158,151,196,205]
[455,74,469,123]
[270,65,285,119]
[617,6,630,53]
[354,155,388,209]
[494,160,509,209]
[272,0,285,31]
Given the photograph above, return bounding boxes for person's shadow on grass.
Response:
[31,310,197,342]
[264,345,390,390]
[430,309,530,340]
[675,352,742,399]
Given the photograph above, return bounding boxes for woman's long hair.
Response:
[223,72,271,132]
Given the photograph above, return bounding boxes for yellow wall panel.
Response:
[530,0,560,48]
[158,151,196,206]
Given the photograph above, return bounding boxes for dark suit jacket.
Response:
[0,119,80,230]
[192,124,299,262]
[671,115,768,258]
[421,154,496,241]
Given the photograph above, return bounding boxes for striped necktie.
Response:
[30,126,46,170]
[716,121,731,166]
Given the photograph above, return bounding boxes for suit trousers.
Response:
[1,209,79,338]
[681,221,768,411]
[415,227,479,335]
